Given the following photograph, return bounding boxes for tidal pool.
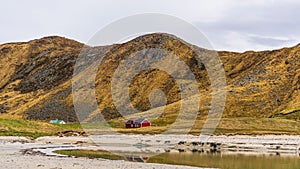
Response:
[147,152,300,169]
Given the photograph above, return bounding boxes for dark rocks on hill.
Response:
[0,104,8,114]
[24,88,78,123]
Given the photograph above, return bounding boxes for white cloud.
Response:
[221,32,296,52]
[0,0,299,51]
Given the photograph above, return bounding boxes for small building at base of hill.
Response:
[125,118,151,128]
[50,119,66,124]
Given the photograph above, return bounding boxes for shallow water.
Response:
[146,152,300,169]
[47,145,300,169]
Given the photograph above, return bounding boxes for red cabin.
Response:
[125,118,151,128]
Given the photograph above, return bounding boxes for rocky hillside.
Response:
[0,33,299,123]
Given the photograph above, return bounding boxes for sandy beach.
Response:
[0,154,207,169]
[0,136,211,169]
[0,135,299,169]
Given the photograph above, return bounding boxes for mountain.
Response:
[0,33,299,124]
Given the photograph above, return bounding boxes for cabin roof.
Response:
[126,117,148,124]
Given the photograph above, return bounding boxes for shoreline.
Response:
[0,134,299,169]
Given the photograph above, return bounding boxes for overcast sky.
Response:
[1,0,299,52]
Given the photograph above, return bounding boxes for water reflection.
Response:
[123,151,300,169]
[125,155,148,162]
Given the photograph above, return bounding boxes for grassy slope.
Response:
[0,118,82,138]
[107,91,300,135]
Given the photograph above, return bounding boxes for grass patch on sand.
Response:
[54,149,125,160]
